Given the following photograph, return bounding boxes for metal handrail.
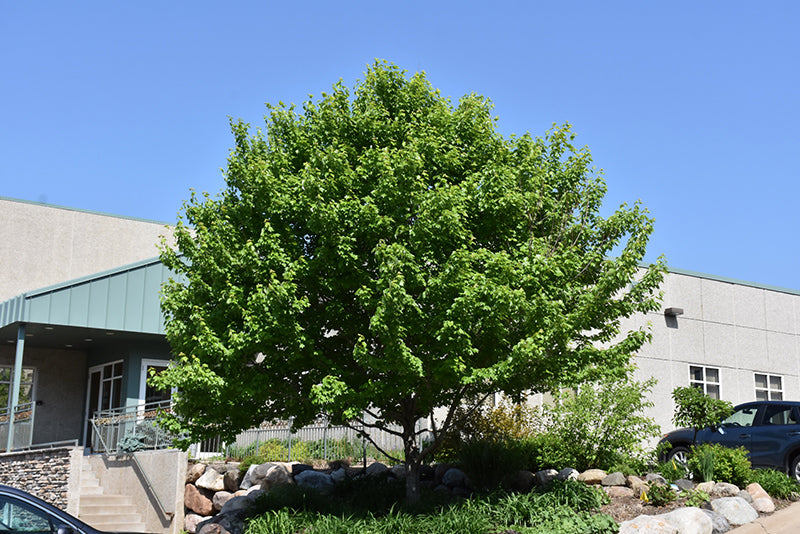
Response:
[90,405,174,520]
[15,439,78,451]
[0,401,36,451]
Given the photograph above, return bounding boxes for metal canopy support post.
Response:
[7,323,25,451]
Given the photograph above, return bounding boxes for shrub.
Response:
[436,399,542,462]
[646,482,677,506]
[683,489,710,507]
[537,372,661,471]
[464,400,542,441]
[526,432,580,472]
[446,371,659,474]
[458,438,531,491]
[671,386,733,442]
[749,468,800,499]
[687,443,751,487]
[606,456,649,477]
[657,459,688,483]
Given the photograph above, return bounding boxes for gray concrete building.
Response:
[0,197,174,448]
[1,195,799,449]
[0,196,171,302]
[630,269,800,433]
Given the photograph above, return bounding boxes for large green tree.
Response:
[155,62,664,502]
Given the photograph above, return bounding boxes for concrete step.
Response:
[79,494,133,506]
[79,503,140,515]
[78,513,142,531]
[79,470,102,494]
[77,458,147,532]
[78,484,146,532]
[79,486,103,495]
[82,519,147,532]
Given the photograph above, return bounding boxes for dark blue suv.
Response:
[0,484,148,534]
[660,400,800,481]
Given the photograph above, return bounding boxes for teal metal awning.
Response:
[0,257,174,342]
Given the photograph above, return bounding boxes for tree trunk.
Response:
[405,459,421,504]
[402,417,422,504]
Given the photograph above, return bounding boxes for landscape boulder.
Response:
[710,496,759,525]
[366,462,389,478]
[626,475,647,495]
[660,507,713,534]
[577,469,607,485]
[601,472,626,486]
[185,484,214,516]
[223,470,241,492]
[645,473,667,486]
[535,469,558,486]
[294,469,334,495]
[619,514,679,534]
[262,463,293,490]
[184,513,210,534]
[557,468,578,481]
[187,463,207,483]
[391,464,407,479]
[212,491,233,512]
[442,467,468,489]
[746,482,775,513]
[219,493,259,516]
[696,481,715,494]
[239,464,259,490]
[700,509,730,534]
[712,482,740,497]
[331,467,348,484]
[196,468,226,492]
[604,486,634,498]
[505,470,535,493]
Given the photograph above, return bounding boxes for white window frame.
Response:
[754,373,783,401]
[139,359,173,405]
[689,365,721,399]
[0,365,37,410]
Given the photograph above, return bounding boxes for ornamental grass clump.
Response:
[687,443,751,487]
[749,468,800,499]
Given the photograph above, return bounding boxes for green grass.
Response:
[243,479,618,534]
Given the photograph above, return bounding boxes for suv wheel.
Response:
[790,455,800,483]
[667,446,691,466]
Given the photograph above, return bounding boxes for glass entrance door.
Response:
[84,361,123,447]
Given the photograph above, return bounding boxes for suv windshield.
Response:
[721,406,758,427]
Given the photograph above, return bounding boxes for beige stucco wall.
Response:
[83,449,188,534]
[0,198,173,302]
[630,270,800,435]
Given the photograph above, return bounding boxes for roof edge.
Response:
[665,266,800,297]
[0,196,173,226]
[24,256,168,298]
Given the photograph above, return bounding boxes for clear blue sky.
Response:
[2,2,798,289]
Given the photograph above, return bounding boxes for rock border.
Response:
[182,462,786,534]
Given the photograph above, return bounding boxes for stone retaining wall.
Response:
[0,447,74,509]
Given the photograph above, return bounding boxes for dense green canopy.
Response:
[155,62,664,501]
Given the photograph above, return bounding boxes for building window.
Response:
[690,365,720,399]
[0,366,36,411]
[755,373,783,401]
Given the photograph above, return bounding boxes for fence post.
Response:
[323,419,328,461]
[362,425,367,471]
[287,420,293,462]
